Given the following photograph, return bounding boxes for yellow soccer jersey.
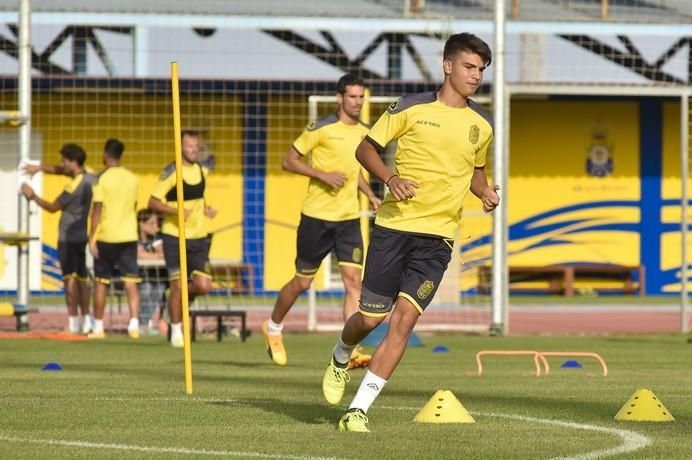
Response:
[293,113,369,221]
[368,92,493,239]
[151,162,208,239]
[92,166,138,243]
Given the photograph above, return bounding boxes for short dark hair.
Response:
[181,129,201,140]
[137,208,159,222]
[59,143,86,166]
[443,33,492,67]
[336,74,364,95]
[104,138,124,160]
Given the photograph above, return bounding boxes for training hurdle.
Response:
[475,350,547,377]
[476,350,608,377]
[538,351,608,376]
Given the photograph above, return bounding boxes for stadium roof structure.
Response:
[0,0,691,24]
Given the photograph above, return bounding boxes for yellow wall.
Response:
[0,92,243,289]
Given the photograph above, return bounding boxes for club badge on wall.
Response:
[586,124,613,177]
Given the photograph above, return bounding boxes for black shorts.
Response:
[57,241,88,280]
[295,214,363,277]
[94,241,140,284]
[162,234,211,281]
[359,225,452,316]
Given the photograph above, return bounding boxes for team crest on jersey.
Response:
[352,247,362,263]
[469,125,480,144]
[417,280,434,299]
[305,120,316,131]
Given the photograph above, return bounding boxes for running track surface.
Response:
[1,305,689,334]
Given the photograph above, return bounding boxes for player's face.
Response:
[444,51,486,98]
[139,215,159,236]
[181,134,200,163]
[61,156,77,175]
[338,85,365,121]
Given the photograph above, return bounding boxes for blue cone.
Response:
[361,323,423,347]
[41,362,63,371]
[432,345,449,353]
[560,360,582,369]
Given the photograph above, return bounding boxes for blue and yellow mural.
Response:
[1,84,687,296]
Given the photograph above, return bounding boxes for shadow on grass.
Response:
[210,398,342,425]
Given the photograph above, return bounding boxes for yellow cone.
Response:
[414,390,475,424]
[0,303,14,317]
[615,388,674,422]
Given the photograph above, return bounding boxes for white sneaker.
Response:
[81,321,93,334]
[171,335,184,348]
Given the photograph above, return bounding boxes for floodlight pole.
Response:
[491,0,509,335]
[17,0,32,313]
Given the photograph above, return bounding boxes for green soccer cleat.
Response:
[338,408,369,432]
[322,357,350,405]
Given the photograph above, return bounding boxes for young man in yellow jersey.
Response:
[322,33,501,432]
[88,139,141,339]
[262,74,381,366]
[20,144,96,334]
[148,130,217,348]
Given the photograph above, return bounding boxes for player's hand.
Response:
[183,208,192,220]
[481,185,500,213]
[88,239,99,259]
[386,175,419,201]
[22,163,40,176]
[320,171,347,190]
[20,183,35,200]
[204,206,218,219]
[369,194,382,212]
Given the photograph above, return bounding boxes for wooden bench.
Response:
[209,259,255,295]
[190,309,248,342]
[478,264,645,296]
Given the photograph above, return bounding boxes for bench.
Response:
[478,264,645,296]
[209,259,255,295]
[190,309,248,342]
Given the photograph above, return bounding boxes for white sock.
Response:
[93,319,104,333]
[348,370,387,414]
[332,336,356,366]
[68,316,80,333]
[128,317,140,331]
[266,319,283,335]
[82,314,92,327]
[171,322,183,338]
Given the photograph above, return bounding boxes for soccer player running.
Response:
[88,139,141,339]
[148,130,217,348]
[20,144,97,334]
[322,33,500,432]
[262,74,381,366]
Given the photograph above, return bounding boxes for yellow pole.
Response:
[360,87,371,253]
[170,62,193,394]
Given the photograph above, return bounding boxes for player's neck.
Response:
[436,86,470,109]
[337,110,359,126]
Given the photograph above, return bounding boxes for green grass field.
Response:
[1,333,691,459]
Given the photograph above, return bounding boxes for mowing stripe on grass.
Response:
[0,434,344,460]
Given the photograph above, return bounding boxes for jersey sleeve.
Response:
[91,181,103,203]
[474,131,493,168]
[150,168,176,201]
[366,107,408,150]
[292,124,322,156]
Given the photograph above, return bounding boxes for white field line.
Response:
[0,434,343,460]
[1,397,650,459]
